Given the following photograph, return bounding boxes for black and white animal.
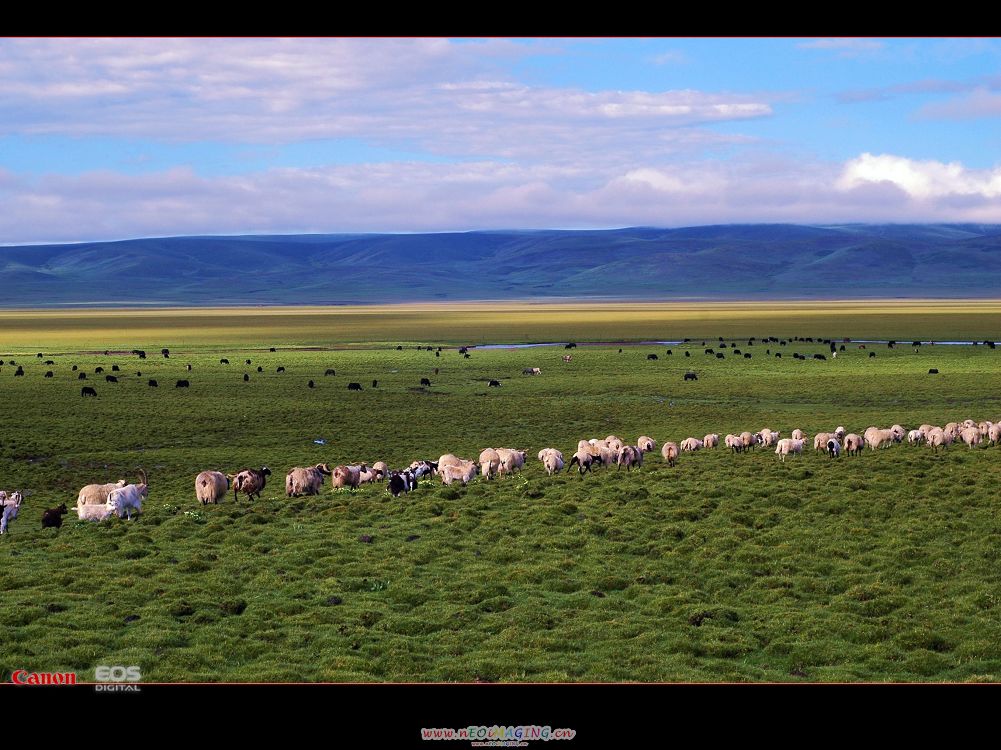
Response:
[407,460,438,481]
[387,469,416,498]
[488,380,501,387]
[827,439,841,459]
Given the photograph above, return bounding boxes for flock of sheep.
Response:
[3,418,998,536]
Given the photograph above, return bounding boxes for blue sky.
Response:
[1,37,1000,243]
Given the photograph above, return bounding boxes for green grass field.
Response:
[1,303,1000,683]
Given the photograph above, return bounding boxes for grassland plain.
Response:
[0,303,1000,683]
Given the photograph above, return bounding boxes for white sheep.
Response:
[616,445,641,470]
[960,427,981,448]
[77,479,127,507]
[703,433,719,449]
[537,448,564,475]
[864,427,894,451]
[661,442,679,467]
[724,434,742,453]
[73,498,117,522]
[285,464,331,497]
[907,429,924,445]
[680,437,703,452]
[496,448,527,476]
[791,429,805,441]
[479,449,501,480]
[989,423,1001,446]
[926,427,949,452]
[813,432,835,452]
[441,461,477,485]
[637,436,657,453]
[774,438,805,462]
[195,471,230,504]
[843,433,864,456]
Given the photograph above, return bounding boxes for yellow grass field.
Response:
[0,300,998,348]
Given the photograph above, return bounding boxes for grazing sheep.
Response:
[989,423,1001,446]
[791,429,805,441]
[740,431,759,452]
[834,426,846,440]
[889,425,906,443]
[232,467,271,501]
[441,462,478,486]
[496,448,527,476]
[813,433,835,452]
[195,471,231,504]
[285,464,332,497]
[724,434,742,453]
[537,448,564,476]
[73,499,117,522]
[148,379,158,387]
[944,422,962,439]
[594,445,619,467]
[357,465,380,484]
[926,427,949,453]
[77,479,127,507]
[108,471,147,520]
[347,382,363,391]
[616,445,641,470]
[175,379,190,388]
[421,378,432,387]
[864,427,895,451]
[604,436,625,454]
[960,427,982,448]
[661,442,679,467]
[437,454,464,472]
[567,449,596,476]
[843,433,864,456]
[978,421,993,439]
[369,462,389,481]
[331,465,362,489]
[680,437,704,452]
[41,503,68,528]
[577,439,593,454]
[774,438,805,462]
[479,449,501,480]
[758,428,779,448]
[80,386,97,397]
[703,434,719,449]
[826,439,841,459]
[637,436,657,453]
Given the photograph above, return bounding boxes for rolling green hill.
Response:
[2,224,1001,306]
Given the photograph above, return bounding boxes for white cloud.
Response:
[0,38,772,152]
[837,152,1001,199]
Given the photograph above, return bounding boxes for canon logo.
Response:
[11,670,77,685]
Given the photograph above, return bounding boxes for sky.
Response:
[2,37,1001,244]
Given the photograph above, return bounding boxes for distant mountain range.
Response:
[2,224,1001,306]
